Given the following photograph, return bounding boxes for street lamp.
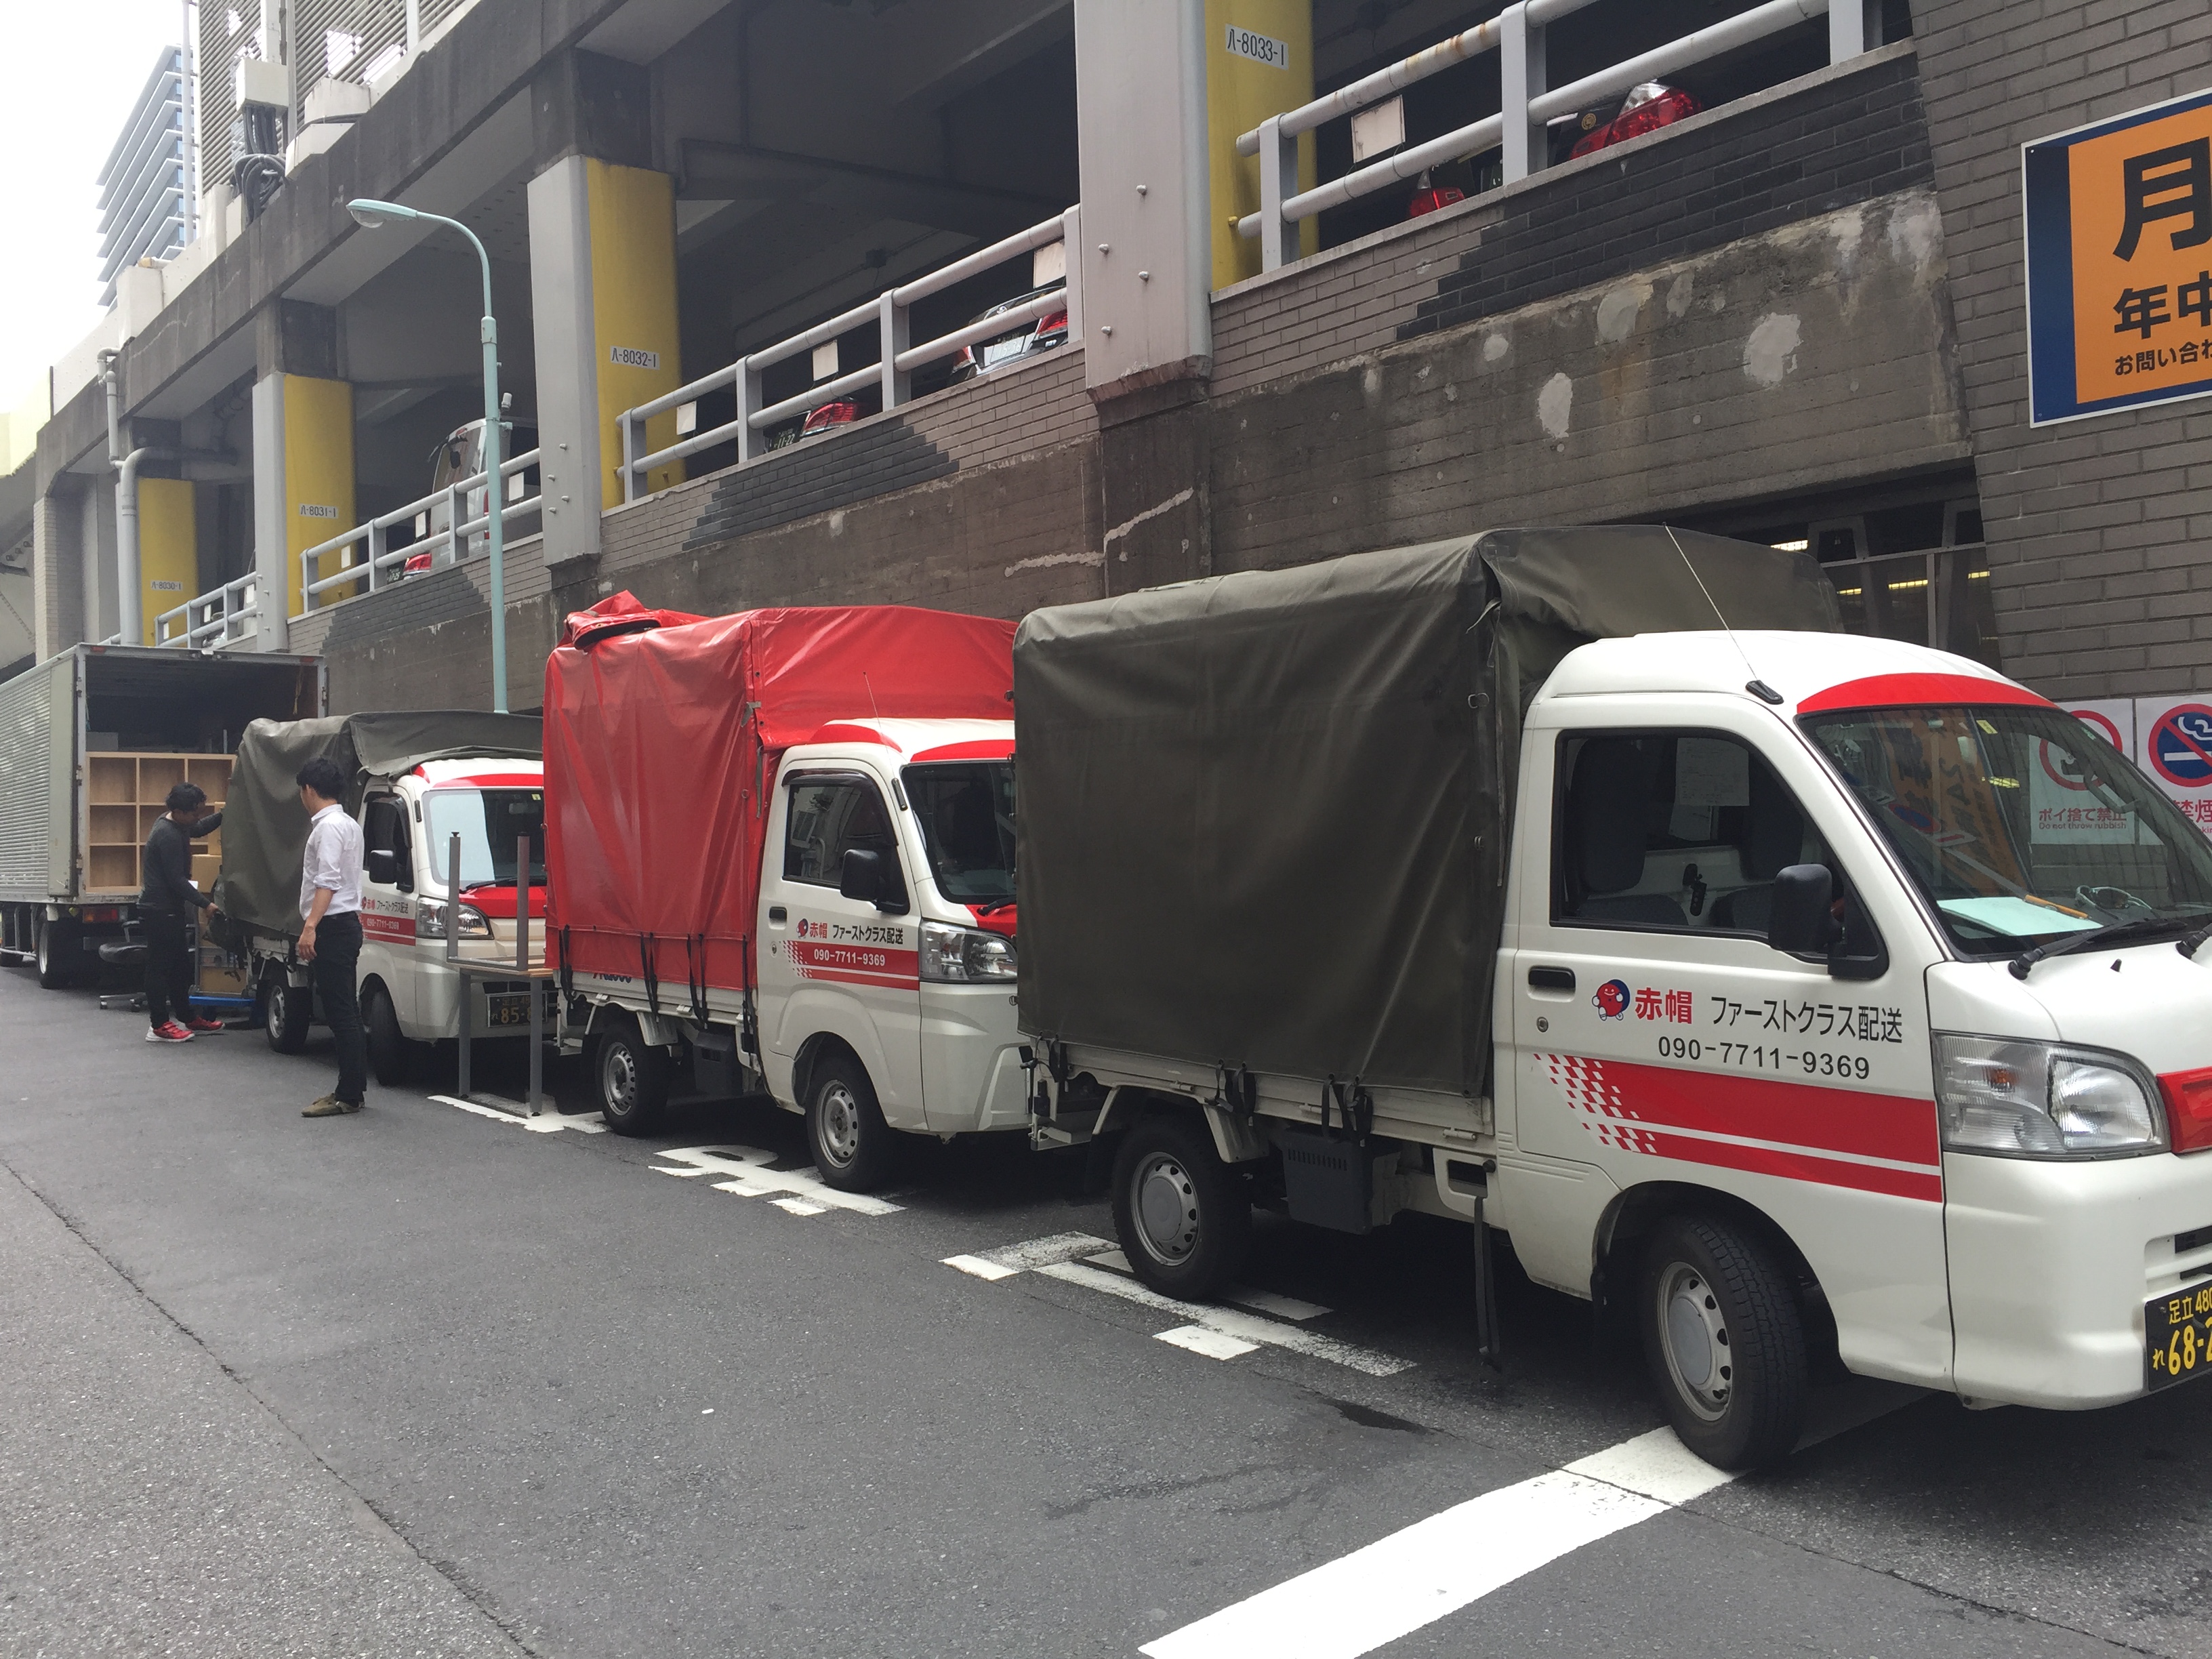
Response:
[347,197,510,714]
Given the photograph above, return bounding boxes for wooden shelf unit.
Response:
[83,752,233,898]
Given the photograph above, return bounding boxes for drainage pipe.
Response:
[115,446,170,647]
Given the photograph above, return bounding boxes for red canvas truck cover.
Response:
[545,593,1016,998]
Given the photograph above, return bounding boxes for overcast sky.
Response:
[0,1,185,404]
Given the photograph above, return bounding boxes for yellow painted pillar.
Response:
[588,159,682,505]
[1206,0,1316,289]
[138,478,197,645]
[283,374,357,615]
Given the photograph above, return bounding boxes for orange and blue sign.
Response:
[2026,87,2212,424]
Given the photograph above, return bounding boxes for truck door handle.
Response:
[768,906,787,924]
[1528,966,1575,993]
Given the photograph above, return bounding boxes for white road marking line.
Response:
[651,1145,903,1216]
[1086,1248,1331,1321]
[769,1196,827,1216]
[1038,1261,1410,1378]
[428,1094,608,1134]
[1141,1427,1729,1659]
[943,1253,1020,1281]
[1157,1324,1263,1359]
[986,1231,1115,1271]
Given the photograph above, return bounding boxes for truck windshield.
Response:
[424,788,546,888]
[1801,705,2212,956]
[903,761,1015,905]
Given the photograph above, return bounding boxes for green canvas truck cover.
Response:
[1012,527,1842,1099]
[218,711,541,939]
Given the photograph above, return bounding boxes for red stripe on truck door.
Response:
[1540,1053,1939,1166]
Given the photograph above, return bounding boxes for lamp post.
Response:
[346,197,509,713]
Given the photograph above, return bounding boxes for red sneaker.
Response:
[184,1017,226,1033]
[145,1021,194,1044]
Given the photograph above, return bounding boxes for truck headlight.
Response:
[920,920,1017,982]
[416,899,492,939]
[1934,1036,2165,1158]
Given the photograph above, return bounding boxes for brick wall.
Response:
[1210,188,1969,573]
[1212,42,1927,398]
[1917,0,2212,697]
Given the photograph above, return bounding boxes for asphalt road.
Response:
[2,966,2208,1658]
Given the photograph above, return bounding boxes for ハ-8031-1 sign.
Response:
[2147,1281,2212,1391]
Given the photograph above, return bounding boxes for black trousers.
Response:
[312,911,368,1105]
[144,909,194,1028]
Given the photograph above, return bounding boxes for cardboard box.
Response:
[190,855,220,893]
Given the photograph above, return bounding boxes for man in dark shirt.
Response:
[140,781,224,1042]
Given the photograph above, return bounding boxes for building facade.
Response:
[96,46,192,308]
[6,1,2207,792]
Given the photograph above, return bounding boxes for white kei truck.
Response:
[1011,529,2212,1470]
[214,712,543,1078]
[544,598,1026,1187]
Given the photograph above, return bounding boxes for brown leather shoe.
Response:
[303,1094,348,1118]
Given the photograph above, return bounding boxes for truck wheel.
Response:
[35,918,78,989]
[597,1015,670,1134]
[1639,1214,1807,1471]
[363,984,423,1087]
[1111,1113,1251,1300]
[262,970,310,1054]
[806,1056,899,1191]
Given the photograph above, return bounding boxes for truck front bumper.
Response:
[1946,1149,2212,1407]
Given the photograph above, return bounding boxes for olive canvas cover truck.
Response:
[1015,527,2212,1469]
[0,644,322,987]
[217,710,541,1073]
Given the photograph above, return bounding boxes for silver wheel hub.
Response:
[818,1083,862,1165]
[603,1046,638,1113]
[1657,1261,1732,1421]
[1132,1153,1200,1266]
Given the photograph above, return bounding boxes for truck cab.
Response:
[355,759,546,1081]
[619,717,1023,1185]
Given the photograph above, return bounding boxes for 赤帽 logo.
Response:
[1592,978,1632,1020]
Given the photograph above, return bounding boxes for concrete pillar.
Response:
[1206,0,1316,288]
[251,301,354,646]
[527,52,682,570]
[30,485,83,661]
[79,486,117,645]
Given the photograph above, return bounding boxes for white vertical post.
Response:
[1830,0,1877,61]
[1060,205,1084,344]
[1500,1,1545,184]
[879,291,911,411]
[737,356,761,465]
[1258,115,1298,272]
[445,483,463,565]
[620,407,639,504]
[366,520,385,592]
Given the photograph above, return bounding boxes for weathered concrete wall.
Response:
[1917,0,2212,697]
[1211,188,1966,571]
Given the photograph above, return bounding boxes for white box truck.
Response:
[1014,529,2212,1469]
[0,644,323,987]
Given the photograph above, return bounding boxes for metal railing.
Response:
[1235,0,1878,271]
[614,207,1082,502]
[296,447,541,615]
[154,572,260,649]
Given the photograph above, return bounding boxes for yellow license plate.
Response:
[2147,1279,2212,1391]
[485,993,531,1027]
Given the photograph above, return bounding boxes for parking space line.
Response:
[649,1146,903,1216]
[1036,1261,1409,1378]
[428,1094,608,1134]
[1141,1427,1730,1659]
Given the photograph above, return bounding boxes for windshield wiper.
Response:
[972,898,1015,916]
[2179,920,2212,961]
[2009,912,2196,979]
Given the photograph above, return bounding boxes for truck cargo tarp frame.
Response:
[1013,527,1843,1099]
[219,712,543,939]
[544,598,1017,998]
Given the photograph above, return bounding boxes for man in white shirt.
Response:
[295,756,368,1117]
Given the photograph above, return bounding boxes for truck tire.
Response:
[35,918,79,989]
[363,983,424,1088]
[806,1055,899,1191]
[1111,1113,1251,1300]
[597,1015,670,1134]
[262,969,311,1054]
[1638,1214,1807,1471]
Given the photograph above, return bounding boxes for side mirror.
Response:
[1767,863,1836,957]
[839,847,909,914]
[365,847,401,886]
